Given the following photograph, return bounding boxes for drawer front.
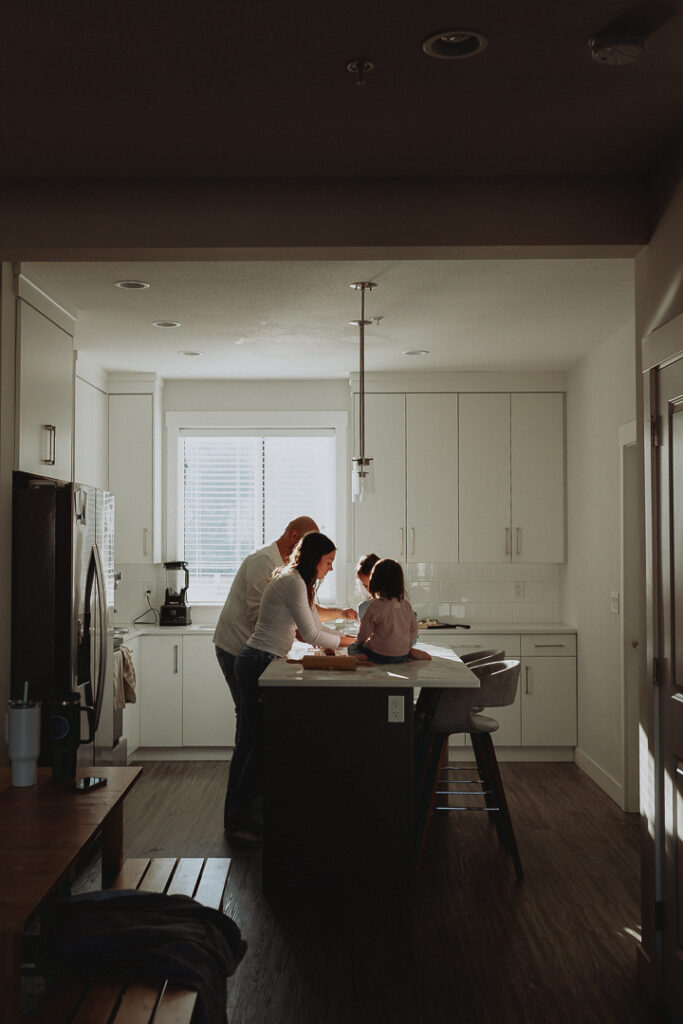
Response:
[521,634,576,657]
[449,634,521,658]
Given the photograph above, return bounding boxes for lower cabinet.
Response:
[138,634,236,748]
[423,631,577,749]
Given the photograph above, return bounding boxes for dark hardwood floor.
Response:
[99,758,661,1024]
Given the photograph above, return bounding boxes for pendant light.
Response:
[350,281,376,502]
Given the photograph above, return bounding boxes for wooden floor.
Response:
[43,759,664,1024]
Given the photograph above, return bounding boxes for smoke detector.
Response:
[589,31,644,65]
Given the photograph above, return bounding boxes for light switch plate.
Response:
[610,591,620,614]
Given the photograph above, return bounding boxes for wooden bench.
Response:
[31,856,232,1024]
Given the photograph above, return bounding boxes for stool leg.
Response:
[471,733,524,880]
[470,733,506,845]
[414,733,448,867]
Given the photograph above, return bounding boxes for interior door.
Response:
[654,355,683,1020]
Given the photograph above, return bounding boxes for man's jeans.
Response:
[216,644,277,831]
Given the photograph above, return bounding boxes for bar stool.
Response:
[415,659,523,879]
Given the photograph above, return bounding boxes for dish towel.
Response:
[120,645,137,704]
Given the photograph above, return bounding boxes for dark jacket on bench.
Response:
[38,889,247,1024]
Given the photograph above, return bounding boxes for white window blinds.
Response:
[180,430,337,604]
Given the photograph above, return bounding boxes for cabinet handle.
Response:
[399,528,404,556]
[533,643,565,648]
[143,528,149,557]
[505,527,511,556]
[41,424,56,465]
[525,665,531,694]
[410,527,415,556]
[515,527,521,555]
[173,644,179,674]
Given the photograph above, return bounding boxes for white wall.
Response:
[563,316,636,803]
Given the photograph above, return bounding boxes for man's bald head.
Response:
[278,516,319,558]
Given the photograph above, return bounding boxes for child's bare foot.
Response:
[410,647,432,661]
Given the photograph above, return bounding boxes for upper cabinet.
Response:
[15,281,75,482]
[459,392,565,563]
[108,375,163,564]
[352,392,459,563]
[74,359,108,489]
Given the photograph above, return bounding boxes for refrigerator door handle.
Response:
[92,543,107,735]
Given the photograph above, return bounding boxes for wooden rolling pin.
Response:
[301,655,357,671]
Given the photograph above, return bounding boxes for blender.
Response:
[159,561,192,625]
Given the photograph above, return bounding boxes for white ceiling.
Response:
[26,258,634,381]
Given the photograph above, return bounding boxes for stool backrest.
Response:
[430,659,520,734]
[459,648,505,666]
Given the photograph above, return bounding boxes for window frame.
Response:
[165,410,348,605]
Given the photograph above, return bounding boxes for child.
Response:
[350,557,430,663]
[354,552,380,620]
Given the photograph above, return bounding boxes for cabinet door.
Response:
[75,377,108,489]
[16,301,74,481]
[109,394,154,563]
[406,394,458,563]
[120,637,140,756]
[521,656,577,746]
[353,393,406,562]
[511,393,565,562]
[182,636,236,746]
[458,394,511,562]
[140,636,183,746]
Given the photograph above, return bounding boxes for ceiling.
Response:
[15,3,675,379]
[26,259,634,380]
[3,1,682,179]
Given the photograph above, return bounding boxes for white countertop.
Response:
[258,640,479,689]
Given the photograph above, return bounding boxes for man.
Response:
[214,516,356,846]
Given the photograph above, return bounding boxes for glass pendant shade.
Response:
[352,456,374,502]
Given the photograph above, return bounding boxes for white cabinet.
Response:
[352,393,459,563]
[426,631,576,748]
[108,378,162,563]
[138,634,236,748]
[182,636,236,747]
[16,298,74,481]
[75,376,108,488]
[458,392,565,563]
[139,635,183,746]
[120,637,140,757]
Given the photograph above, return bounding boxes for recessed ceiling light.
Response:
[178,350,203,357]
[115,280,150,289]
[403,349,430,356]
[152,320,181,328]
[422,29,488,60]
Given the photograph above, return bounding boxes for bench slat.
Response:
[113,979,169,1024]
[194,857,231,910]
[137,858,177,893]
[72,977,124,1021]
[37,975,91,1024]
[151,984,199,1024]
[165,857,203,898]
[111,858,151,891]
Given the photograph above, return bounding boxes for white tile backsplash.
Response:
[346,562,564,625]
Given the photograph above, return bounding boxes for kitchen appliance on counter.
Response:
[10,471,126,768]
[159,561,192,625]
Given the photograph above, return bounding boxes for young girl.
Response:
[354,552,380,620]
[351,557,427,664]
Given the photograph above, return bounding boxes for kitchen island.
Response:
[259,642,477,900]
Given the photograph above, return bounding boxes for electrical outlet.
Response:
[610,591,620,614]
[142,580,153,600]
[514,581,525,599]
[388,695,404,723]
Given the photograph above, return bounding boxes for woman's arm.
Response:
[281,574,343,648]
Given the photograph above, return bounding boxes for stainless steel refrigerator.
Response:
[11,470,126,767]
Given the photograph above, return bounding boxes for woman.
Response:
[226,532,354,846]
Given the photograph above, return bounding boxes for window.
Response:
[167,412,347,607]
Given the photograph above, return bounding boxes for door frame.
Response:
[619,419,641,813]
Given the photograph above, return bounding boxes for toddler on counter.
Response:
[350,557,431,663]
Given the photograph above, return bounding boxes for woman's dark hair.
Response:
[289,532,336,605]
[368,558,405,601]
[355,552,380,579]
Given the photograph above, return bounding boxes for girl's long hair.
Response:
[286,531,336,605]
[368,558,405,601]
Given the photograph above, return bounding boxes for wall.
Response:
[563,316,636,804]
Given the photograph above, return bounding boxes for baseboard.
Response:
[574,746,624,807]
[131,747,232,761]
